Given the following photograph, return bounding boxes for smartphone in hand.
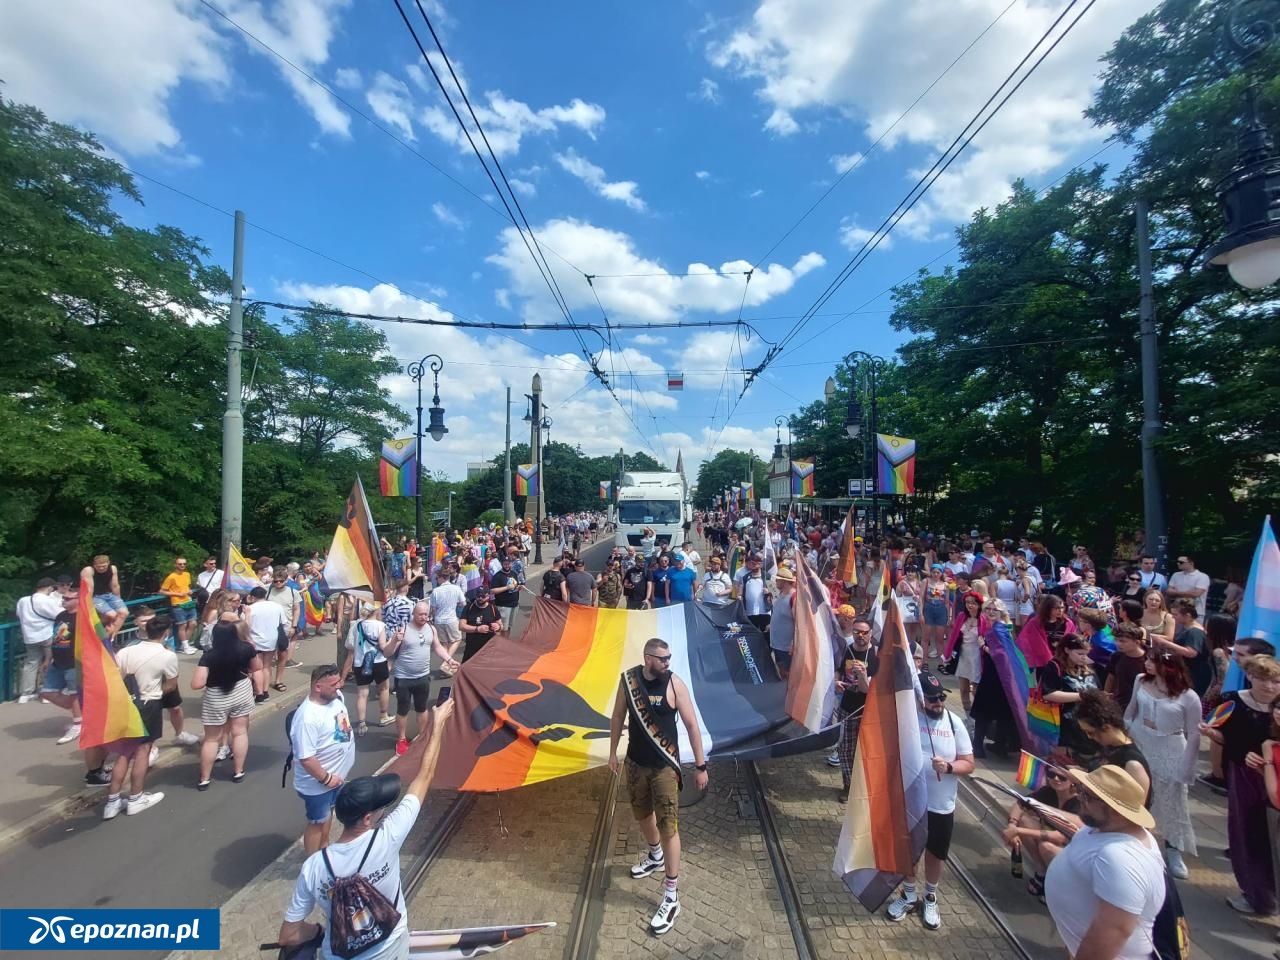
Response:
[436,686,452,707]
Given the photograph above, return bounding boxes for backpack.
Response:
[541,569,564,599]
[322,828,402,959]
[1150,868,1190,960]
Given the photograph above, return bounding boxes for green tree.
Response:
[693,449,768,509]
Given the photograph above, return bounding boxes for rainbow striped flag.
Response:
[379,437,418,497]
[303,581,325,626]
[224,542,259,593]
[876,434,916,495]
[742,481,754,502]
[75,579,146,749]
[599,481,611,500]
[727,544,744,580]
[419,599,820,792]
[790,459,815,497]
[1027,690,1061,746]
[515,464,539,498]
[1015,750,1048,790]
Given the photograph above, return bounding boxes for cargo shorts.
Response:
[626,758,679,839]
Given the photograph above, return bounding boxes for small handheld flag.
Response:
[1205,700,1236,728]
[224,542,259,593]
[1015,751,1048,790]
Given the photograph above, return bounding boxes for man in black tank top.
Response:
[608,638,708,937]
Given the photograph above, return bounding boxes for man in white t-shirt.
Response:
[1166,554,1210,619]
[698,556,733,605]
[104,617,176,819]
[290,664,357,855]
[884,672,975,932]
[427,573,465,662]
[732,553,771,635]
[680,541,702,573]
[1045,765,1166,960]
[16,577,62,702]
[246,587,289,703]
[278,698,454,960]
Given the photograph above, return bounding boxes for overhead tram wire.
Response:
[749,0,1020,271]
[583,278,664,461]
[742,0,1099,396]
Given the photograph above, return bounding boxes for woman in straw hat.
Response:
[1045,765,1165,960]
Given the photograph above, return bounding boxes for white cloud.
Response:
[366,71,416,141]
[554,149,646,211]
[510,178,537,197]
[333,66,362,90]
[694,170,712,181]
[838,218,891,251]
[670,330,763,391]
[632,334,667,346]
[710,0,1156,233]
[432,202,465,229]
[0,0,229,154]
[487,218,825,324]
[748,188,764,198]
[830,152,864,174]
[696,77,721,104]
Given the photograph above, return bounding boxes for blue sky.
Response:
[2,0,1156,481]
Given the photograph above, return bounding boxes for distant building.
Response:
[467,461,497,480]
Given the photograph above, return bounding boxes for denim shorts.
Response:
[298,786,341,823]
[171,602,197,624]
[94,593,127,615]
[41,663,77,694]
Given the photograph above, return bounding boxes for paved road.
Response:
[0,539,615,960]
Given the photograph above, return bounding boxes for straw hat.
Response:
[774,565,796,582]
[1066,764,1155,830]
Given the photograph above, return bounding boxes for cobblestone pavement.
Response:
[756,752,1023,960]
[404,770,611,960]
[595,760,798,959]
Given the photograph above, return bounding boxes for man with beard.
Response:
[288,665,356,855]
[884,672,975,932]
[608,638,709,937]
[833,609,878,803]
[1045,765,1165,960]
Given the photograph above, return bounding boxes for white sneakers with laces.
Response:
[173,731,200,746]
[56,722,81,745]
[630,848,665,879]
[921,894,941,930]
[649,897,680,935]
[885,890,918,921]
[126,792,164,815]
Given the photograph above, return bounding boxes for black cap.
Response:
[334,773,401,826]
[55,574,73,585]
[919,671,947,701]
[36,577,57,589]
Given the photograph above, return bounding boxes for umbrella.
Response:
[735,517,754,530]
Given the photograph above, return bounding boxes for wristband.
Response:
[321,771,331,786]
[694,763,707,772]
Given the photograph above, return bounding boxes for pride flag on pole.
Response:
[75,579,146,749]
[303,582,326,627]
[379,437,418,497]
[790,459,815,497]
[515,464,539,498]
[224,542,259,593]
[1229,516,1280,693]
[1015,750,1049,790]
[876,434,916,495]
[323,476,387,602]
[599,481,611,500]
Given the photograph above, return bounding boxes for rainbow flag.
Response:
[379,437,418,497]
[75,578,146,749]
[1015,750,1048,790]
[1027,690,1061,746]
[876,434,916,495]
[420,599,823,792]
[303,582,325,626]
[224,542,259,593]
[834,582,928,911]
[742,480,754,502]
[515,464,539,498]
[323,476,387,602]
[986,619,1049,754]
[599,481,611,500]
[790,459,815,497]
[727,544,744,580]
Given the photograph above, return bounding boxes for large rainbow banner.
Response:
[379,437,418,497]
[876,434,916,495]
[425,598,826,792]
[790,459,815,497]
[515,464,539,498]
[75,579,146,749]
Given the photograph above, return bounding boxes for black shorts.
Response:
[925,810,955,862]
[395,676,431,715]
[355,660,390,686]
[138,699,164,743]
[160,689,182,710]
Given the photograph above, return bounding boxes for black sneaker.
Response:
[84,767,111,786]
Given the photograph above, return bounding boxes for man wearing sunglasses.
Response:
[831,608,879,802]
[608,639,708,937]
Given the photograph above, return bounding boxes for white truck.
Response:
[614,471,689,552]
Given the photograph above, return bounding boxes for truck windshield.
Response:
[618,500,681,524]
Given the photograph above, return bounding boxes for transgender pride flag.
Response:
[1229,516,1280,693]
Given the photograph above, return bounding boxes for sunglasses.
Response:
[1128,577,1141,582]
[854,628,872,636]
[924,696,947,704]
[1046,771,1068,781]
[647,654,672,664]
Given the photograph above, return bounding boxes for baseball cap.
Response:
[673,553,686,562]
[919,672,947,702]
[334,773,401,826]
[36,577,57,589]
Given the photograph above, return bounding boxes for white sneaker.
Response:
[180,645,198,655]
[1165,847,1189,880]
[125,792,164,815]
[173,731,199,746]
[215,744,231,762]
[921,894,941,930]
[148,745,159,766]
[102,796,123,820]
[17,693,38,703]
[56,723,81,745]
[825,749,841,767]
[885,890,918,922]
[630,848,666,879]
[649,897,681,935]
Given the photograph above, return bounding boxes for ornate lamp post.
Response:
[407,354,447,545]
[843,352,887,534]
[773,415,792,513]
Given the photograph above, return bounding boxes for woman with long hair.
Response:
[1140,589,1175,642]
[895,568,924,651]
[1016,595,1073,671]
[191,595,260,789]
[921,565,950,662]
[1200,655,1280,915]
[1125,650,1201,878]
[1001,753,1079,899]
[942,592,987,714]
[1012,559,1037,628]
[971,599,1020,759]
[1039,635,1100,759]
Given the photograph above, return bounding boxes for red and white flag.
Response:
[667,372,684,391]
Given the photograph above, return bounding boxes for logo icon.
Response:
[29,916,73,945]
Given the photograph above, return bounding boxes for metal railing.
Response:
[0,595,167,703]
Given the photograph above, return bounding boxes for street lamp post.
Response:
[407,353,448,546]
[447,490,455,530]
[843,352,887,535]
[773,415,792,513]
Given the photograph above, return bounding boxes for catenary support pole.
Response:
[503,385,515,525]
[220,210,245,568]
[1137,199,1168,573]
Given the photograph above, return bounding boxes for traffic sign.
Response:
[847,479,866,496]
